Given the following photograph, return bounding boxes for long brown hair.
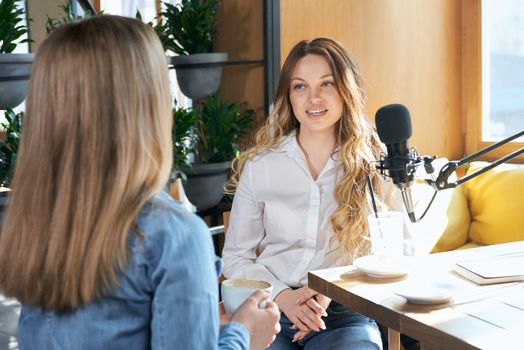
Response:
[226,38,385,260]
[0,15,172,310]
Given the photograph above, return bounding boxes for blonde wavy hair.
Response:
[0,16,172,310]
[226,38,386,260]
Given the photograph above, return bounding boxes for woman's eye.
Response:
[292,83,305,91]
[322,81,335,87]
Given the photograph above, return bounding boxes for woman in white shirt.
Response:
[222,38,397,349]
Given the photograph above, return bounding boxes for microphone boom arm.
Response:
[433,130,524,190]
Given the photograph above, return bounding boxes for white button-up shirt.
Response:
[222,133,407,297]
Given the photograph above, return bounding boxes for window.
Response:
[98,0,158,22]
[483,0,524,141]
[463,0,524,162]
[11,0,29,54]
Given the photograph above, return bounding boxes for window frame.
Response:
[463,0,524,163]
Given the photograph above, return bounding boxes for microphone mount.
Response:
[374,148,437,223]
[375,147,436,185]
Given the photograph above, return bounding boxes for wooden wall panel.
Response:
[26,0,64,52]
[280,0,464,160]
[215,0,265,120]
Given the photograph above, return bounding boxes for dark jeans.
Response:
[269,301,383,350]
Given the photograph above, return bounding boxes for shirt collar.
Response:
[269,130,300,158]
[269,130,342,175]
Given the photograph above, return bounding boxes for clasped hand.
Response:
[274,287,331,342]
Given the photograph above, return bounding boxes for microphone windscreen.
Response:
[375,104,412,144]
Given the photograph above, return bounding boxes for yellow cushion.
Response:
[430,186,471,253]
[463,162,524,245]
[455,241,483,250]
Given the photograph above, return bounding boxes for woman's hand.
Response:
[231,290,281,350]
[299,293,331,312]
[274,287,327,335]
[291,294,331,342]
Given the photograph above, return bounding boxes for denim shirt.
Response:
[18,191,249,349]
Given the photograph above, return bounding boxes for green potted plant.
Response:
[180,95,254,211]
[46,2,97,33]
[0,108,22,214]
[155,0,227,100]
[0,108,22,188]
[0,0,33,109]
[171,105,196,177]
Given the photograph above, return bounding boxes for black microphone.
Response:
[375,104,417,222]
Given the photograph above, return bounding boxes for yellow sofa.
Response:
[430,161,524,252]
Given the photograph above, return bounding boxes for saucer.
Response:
[353,255,409,278]
[394,282,455,305]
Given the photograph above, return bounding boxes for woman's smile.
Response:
[306,108,329,118]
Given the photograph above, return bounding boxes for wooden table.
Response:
[308,241,524,350]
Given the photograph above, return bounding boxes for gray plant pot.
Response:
[0,53,34,109]
[171,52,228,100]
[0,190,10,229]
[183,161,230,212]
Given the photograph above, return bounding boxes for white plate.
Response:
[353,255,409,278]
[394,282,455,305]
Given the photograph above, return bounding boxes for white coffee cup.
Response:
[221,278,273,314]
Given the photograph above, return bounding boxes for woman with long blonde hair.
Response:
[0,15,280,349]
[223,38,404,349]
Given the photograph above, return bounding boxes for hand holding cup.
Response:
[222,279,280,349]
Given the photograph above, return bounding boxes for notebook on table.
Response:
[453,254,524,285]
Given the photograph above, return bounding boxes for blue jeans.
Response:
[269,302,383,350]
